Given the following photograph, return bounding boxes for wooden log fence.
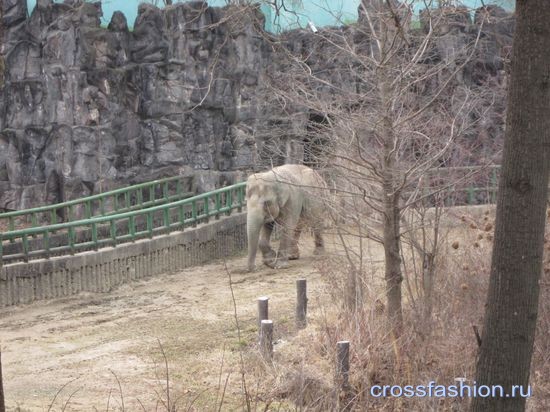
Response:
[260,320,273,359]
[336,340,350,390]
[257,296,269,329]
[296,278,307,329]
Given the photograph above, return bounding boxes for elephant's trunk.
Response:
[247,209,263,272]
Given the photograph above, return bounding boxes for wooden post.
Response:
[260,320,273,359]
[296,279,307,329]
[0,348,5,412]
[336,340,350,390]
[257,296,269,329]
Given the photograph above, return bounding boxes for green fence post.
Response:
[30,213,38,239]
[137,188,143,208]
[149,185,155,206]
[192,200,197,227]
[44,230,51,258]
[129,215,136,241]
[163,208,170,231]
[204,197,210,223]
[467,186,475,205]
[110,220,117,246]
[227,189,233,216]
[163,181,169,201]
[215,193,221,220]
[92,222,98,251]
[100,196,106,215]
[178,205,185,229]
[85,200,92,219]
[147,211,153,239]
[68,226,76,255]
[22,233,29,262]
[8,217,15,243]
[238,186,244,212]
[68,205,74,222]
[31,212,38,228]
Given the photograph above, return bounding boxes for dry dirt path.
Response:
[0,236,344,411]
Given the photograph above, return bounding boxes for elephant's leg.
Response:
[259,221,277,267]
[313,227,325,255]
[289,218,305,260]
[272,214,300,269]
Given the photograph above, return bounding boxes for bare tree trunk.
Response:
[380,74,404,334]
[422,251,435,322]
[345,268,359,312]
[383,188,403,334]
[471,1,550,411]
[268,0,479,334]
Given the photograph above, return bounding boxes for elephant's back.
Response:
[246,165,327,197]
[271,164,325,186]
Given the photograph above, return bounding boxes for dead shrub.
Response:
[265,209,549,411]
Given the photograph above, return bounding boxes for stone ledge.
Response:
[0,212,247,307]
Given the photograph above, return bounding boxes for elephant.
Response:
[246,164,326,271]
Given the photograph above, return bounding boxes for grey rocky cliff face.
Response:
[0,0,513,211]
[0,0,269,210]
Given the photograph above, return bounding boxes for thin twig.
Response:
[217,372,231,412]
[47,377,80,412]
[136,398,148,412]
[157,338,171,412]
[214,343,226,410]
[109,370,125,412]
[61,386,82,412]
[224,259,252,412]
[105,389,112,412]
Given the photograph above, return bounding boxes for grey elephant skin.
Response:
[246,164,326,272]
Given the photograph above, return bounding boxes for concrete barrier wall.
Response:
[0,213,247,307]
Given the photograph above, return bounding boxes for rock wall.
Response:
[268,5,513,170]
[0,0,269,211]
[0,0,514,211]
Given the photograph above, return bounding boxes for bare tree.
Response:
[261,1,487,334]
[471,1,550,411]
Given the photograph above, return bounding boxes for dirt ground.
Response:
[2,208,511,411]
[1,233,372,411]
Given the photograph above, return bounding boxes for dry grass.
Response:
[234,206,550,411]
[2,208,549,411]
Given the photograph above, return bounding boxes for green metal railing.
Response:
[0,164,513,267]
[0,182,246,265]
[466,167,499,205]
[0,176,194,233]
[421,165,500,206]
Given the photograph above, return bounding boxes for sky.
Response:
[26,1,515,32]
